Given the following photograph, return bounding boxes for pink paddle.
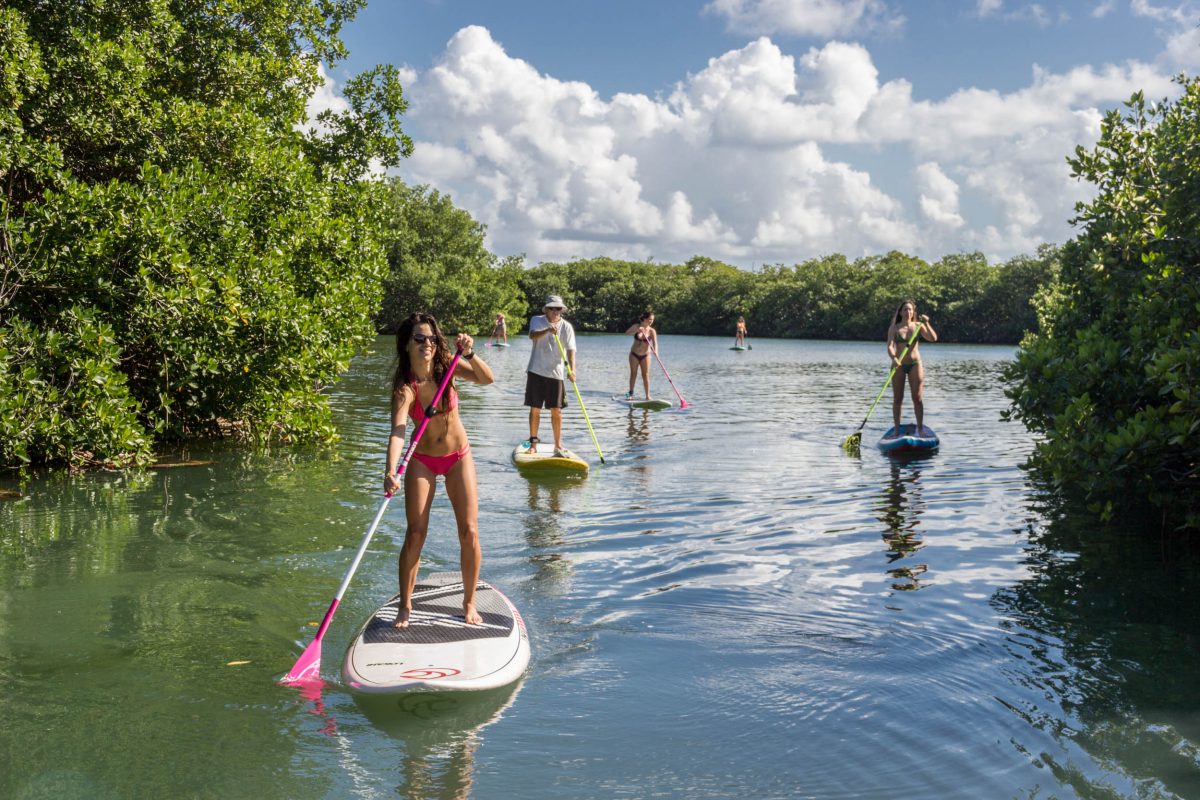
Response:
[651,345,690,409]
[280,349,463,686]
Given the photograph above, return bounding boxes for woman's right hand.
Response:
[384,471,401,496]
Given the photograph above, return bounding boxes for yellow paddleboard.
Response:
[511,442,589,474]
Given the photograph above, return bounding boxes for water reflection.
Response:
[992,507,1200,797]
[877,455,931,591]
[625,409,651,444]
[355,684,521,800]
[522,475,581,590]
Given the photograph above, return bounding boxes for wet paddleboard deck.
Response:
[878,424,940,453]
[343,573,530,693]
[613,395,671,410]
[511,442,589,473]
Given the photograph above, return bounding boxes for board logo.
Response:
[399,667,461,680]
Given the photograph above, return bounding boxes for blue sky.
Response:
[317,0,1198,267]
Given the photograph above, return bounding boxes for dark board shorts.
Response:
[524,371,568,409]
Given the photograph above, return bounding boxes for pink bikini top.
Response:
[408,380,458,425]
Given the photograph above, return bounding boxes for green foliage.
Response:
[1,0,408,468]
[376,178,524,336]
[1004,79,1200,529]
[0,311,150,467]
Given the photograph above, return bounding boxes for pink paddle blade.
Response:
[279,637,323,685]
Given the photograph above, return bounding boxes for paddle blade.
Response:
[841,431,862,454]
[680,399,690,409]
[280,636,323,686]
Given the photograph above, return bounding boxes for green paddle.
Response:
[842,323,923,453]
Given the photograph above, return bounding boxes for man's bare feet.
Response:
[463,603,482,625]
[392,606,412,629]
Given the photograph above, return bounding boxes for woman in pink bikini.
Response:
[384,312,494,628]
[624,311,657,400]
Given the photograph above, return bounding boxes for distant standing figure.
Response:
[735,316,748,347]
[886,299,938,432]
[625,311,658,400]
[524,295,576,457]
[488,313,507,346]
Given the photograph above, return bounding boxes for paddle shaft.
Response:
[283,349,462,681]
[651,344,689,408]
[552,331,605,463]
[854,323,923,434]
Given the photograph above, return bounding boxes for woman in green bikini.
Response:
[886,299,937,433]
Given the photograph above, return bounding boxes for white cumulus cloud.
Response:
[386,24,1186,265]
[915,163,964,229]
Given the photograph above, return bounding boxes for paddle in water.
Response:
[552,331,604,464]
[280,349,463,686]
[651,345,690,409]
[841,324,922,454]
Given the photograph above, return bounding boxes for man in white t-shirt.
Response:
[524,294,576,455]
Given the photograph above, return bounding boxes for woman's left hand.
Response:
[456,333,474,353]
[919,314,930,324]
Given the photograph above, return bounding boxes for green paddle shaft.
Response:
[552,331,605,464]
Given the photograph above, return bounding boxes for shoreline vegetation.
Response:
[0,3,1195,531]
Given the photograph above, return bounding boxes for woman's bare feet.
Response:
[392,606,412,629]
[463,602,483,625]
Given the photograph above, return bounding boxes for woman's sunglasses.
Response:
[411,332,438,344]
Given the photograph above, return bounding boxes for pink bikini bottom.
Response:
[411,444,471,477]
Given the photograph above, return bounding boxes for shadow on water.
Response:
[992,503,1200,798]
[353,684,522,800]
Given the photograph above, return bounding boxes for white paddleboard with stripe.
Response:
[343,572,530,693]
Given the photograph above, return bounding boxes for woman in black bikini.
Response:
[886,299,937,433]
[624,311,657,400]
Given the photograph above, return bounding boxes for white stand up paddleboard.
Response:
[511,441,589,474]
[613,395,671,411]
[343,573,530,693]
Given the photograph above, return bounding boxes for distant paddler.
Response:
[735,315,749,349]
[487,312,508,347]
[886,299,938,433]
[624,311,658,400]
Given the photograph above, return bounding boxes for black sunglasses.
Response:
[411,332,438,344]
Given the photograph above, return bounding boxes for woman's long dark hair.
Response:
[893,298,917,325]
[393,312,454,412]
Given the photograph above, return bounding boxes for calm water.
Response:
[2,335,1199,799]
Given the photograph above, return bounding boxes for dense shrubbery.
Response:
[0,1,408,468]
[510,248,1058,342]
[1004,81,1200,529]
